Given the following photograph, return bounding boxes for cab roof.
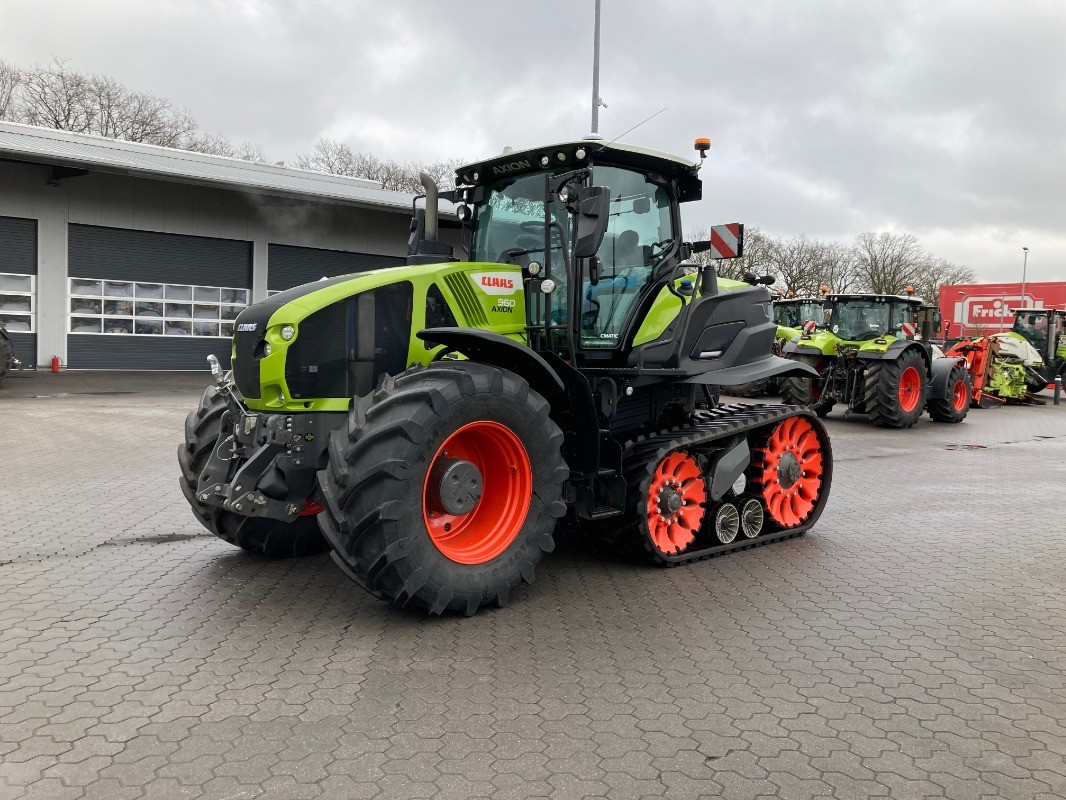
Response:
[829,293,922,305]
[1011,307,1066,315]
[457,139,703,202]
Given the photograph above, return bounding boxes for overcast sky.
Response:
[3,0,1064,282]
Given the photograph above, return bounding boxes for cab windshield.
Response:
[1012,312,1049,352]
[471,164,676,349]
[774,301,823,329]
[830,301,916,341]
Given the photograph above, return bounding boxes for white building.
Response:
[0,122,431,370]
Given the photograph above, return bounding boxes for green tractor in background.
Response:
[0,322,17,385]
[1007,308,1066,392]
[179,137,833,615]
[721,295,826,397]
[780,292,971,428]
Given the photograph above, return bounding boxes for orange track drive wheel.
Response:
[422,420,532,565]
[754,416,825,528]
[645,451,707,555]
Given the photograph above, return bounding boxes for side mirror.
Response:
[572,186,610,259]
[933,311,942,333]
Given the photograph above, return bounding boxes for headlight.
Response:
[280,324,295,341]
[263,343,272,357]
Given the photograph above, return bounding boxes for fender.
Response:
[686,354,817,386]
[857,339,930,366]
[929,356,964,399]
[417,327,566,400]
[782,339,822,356]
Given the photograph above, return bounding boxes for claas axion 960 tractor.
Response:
[780,292,972,427]
[179,137,833,615]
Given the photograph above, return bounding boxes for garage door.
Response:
[268,244,404,293]
[67,225,252,370]
[0,215,38,369]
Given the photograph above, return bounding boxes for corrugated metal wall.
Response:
[267,243,404,292]
[0,214,37,367]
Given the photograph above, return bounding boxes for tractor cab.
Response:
[773,297,826,334]
[1010,308,1065,362]
[825,294,922,342]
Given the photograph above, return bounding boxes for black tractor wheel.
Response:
[721,378,770,398]
[780,357,834,417]
[178,385,329,557]
[927,364,971,423]
[318,362,567,616]
[0,332,13,384]
[864,349,928,429]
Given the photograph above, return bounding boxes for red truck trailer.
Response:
[939,281,1066,342]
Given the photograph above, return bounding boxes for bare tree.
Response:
[296,137,462,192]
[910,256,976,305]
[684,226,775,283]
[852,231,928,294]
[764,235,825,297]
[0,58,21,121]
[813,241,860,294]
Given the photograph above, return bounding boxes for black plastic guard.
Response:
[685,354,817,386]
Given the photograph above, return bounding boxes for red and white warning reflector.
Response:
[802,320,818,334]
[708,223,745,260]
[900,322,917,338]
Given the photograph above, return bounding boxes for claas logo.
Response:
[471,272,520,296]
[481,276,514,290]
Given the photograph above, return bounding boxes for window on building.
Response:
[0,273,35,333]
[69,279,248,337]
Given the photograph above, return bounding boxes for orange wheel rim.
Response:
[756,417,824,528]
[422,421,531,565]
[645,451,706,554]
[898,366,922,412]
[952,379,968,411]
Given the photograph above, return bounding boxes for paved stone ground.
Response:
[2,370,1066,800]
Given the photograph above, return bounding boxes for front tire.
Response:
[780,356,834,418]
[864,349,927,429]
[927,364,971,423]
[178,385,329,557]
[318,362,567,615]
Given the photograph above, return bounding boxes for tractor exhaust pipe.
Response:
[420,171,439,242]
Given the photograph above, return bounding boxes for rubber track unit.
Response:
[317,362,568,616]
[590,403,832,566]
[864,349,927,428]
[178,385,328,557]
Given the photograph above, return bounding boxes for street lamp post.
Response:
[1020,246,1029,308]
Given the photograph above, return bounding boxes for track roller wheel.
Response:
[738,498,764,539]
[713,503,740,544]
[645,451,707,555]
[749,415,828,529]
[318,362,567,615]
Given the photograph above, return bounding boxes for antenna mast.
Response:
[591,0,602,133]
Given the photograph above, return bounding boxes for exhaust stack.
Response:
[406,172,455,266]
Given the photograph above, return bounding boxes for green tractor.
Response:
[780,292,971,427]
[0,322,17,385]
[178,137,834,614]
[722,295,825,397]
[1006,308,1066,393]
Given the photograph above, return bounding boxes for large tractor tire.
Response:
[178,385,329,557]
[780,356,834,417]
[318,362,568,616]
[927,363,971,423]
[721,377,771,398]
[864,349,928,429]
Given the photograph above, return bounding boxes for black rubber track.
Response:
[864,349,928,428]
[177,385,328,557]
[585,404,832,565]
[780,355,834,417]
[0,332,13,384]
[927,363,971,423]
[317,362,568,616]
